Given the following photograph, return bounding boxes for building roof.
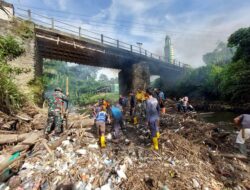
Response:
[0,1,14,8]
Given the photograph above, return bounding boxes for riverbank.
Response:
[191,100,250,113]
[0,103,249,189]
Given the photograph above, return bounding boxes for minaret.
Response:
[164,35,174,64]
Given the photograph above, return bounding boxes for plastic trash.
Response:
[76,149,87,155]
[104,158,112,166]
[192,178,200,188]
[74,181,86,190]
[116,169,127,180]
[100,183,111,190]
[88,143,99,149]
[21,162,34,170]
[162,185,169,190]
[107,133,112,140]
[0,183,9,190]
[85,183,92,190]
[62,140,70,146]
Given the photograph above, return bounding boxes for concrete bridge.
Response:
[16,8,188,95]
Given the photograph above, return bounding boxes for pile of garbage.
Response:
[0,105,249,189]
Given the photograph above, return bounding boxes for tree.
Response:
[99,74,109,82]
[228,27,250,62]
[0,35,25,113]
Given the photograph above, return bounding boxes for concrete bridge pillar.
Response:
[35,42,43,77]
[119,61,150,95]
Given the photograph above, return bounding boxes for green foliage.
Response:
[228,27,250,62]
[173,65,223,100]
[43,60,119,106]
[172,27,250,104]
[0,35,25,113]
[28,77,45,106]
[0,35,24,61]
[12,20,34,39]
[220,60,250,102]
[203,42,235,65]
[77,92,119,106]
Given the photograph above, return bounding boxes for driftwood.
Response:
[0,153,26,175]
[68,118,94,129]
[0,133,29,144]
[220,153,249,160]
[49,134,68,150]
[8,131,43,154]
[15,114,32,122]
[0,131,43,174]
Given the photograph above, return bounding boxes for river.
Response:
[199,111,238,124]
[199,111,240,131]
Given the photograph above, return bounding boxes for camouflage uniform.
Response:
[45,90,68,135]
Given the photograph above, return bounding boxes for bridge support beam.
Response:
[119,61,150,95]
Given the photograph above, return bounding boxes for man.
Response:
[135,88,146,123]
[129,92,137,124]
[45,87,68,135]
[234,114,250,156]
[158,89,166,114]
[96,106,109,148]
[111,103,123,140]
[119,95,127,114]
[145,88,160,150]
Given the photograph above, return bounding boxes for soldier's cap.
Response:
[55,87,62,92]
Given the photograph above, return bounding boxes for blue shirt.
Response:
[159,92,165,100]
[96,111,107,122]
[111,106,122,120]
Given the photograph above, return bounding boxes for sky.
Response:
[7,0,250,68]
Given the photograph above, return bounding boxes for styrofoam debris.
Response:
[76,149,87,155]
[88,143,99,149]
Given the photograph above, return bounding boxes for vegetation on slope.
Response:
[0,35,26,113]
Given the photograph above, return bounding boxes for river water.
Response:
[199,111,238,124]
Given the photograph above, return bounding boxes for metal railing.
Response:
[15,8,186,68]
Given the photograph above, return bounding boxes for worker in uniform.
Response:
[234,114,250,157]
[45,87,68,135]
[96,106,109,148]
[145,88,160,150]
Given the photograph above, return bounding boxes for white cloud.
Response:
[38,0,250,67]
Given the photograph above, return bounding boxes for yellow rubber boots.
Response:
[152,137,159,150]
[133,117,138,125]
[100,135,106,148]
[156,132,160,139]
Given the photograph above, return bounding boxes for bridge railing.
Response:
[15,8,187,69]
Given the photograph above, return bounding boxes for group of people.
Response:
[44,87,249,156]
[92,88,164,150]
[44,87,165,151]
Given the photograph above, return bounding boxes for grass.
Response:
[76,92,119,106]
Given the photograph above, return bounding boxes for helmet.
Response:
[55,87,62,92]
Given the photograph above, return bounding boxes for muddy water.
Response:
[199,111,240,131]
[199,111,238,124]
